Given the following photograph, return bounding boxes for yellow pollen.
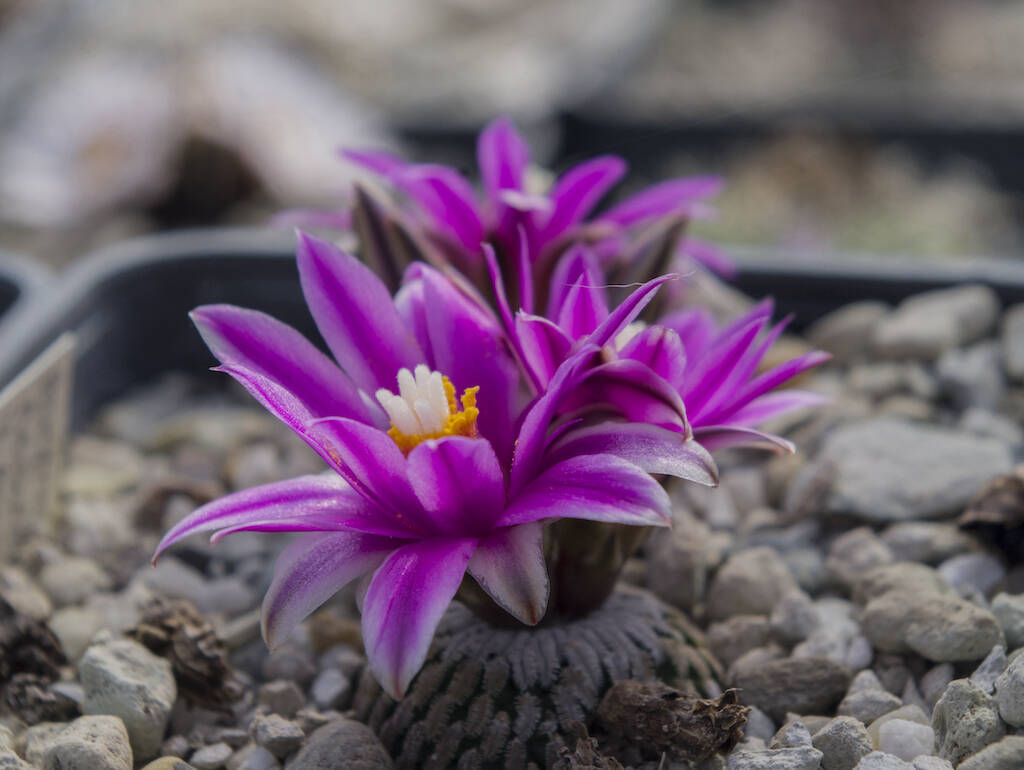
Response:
[386,376,479,454]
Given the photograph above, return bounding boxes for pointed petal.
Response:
[587,274,676,349]
[599,176,724,227]
[420,267,520,464]
[659,307,716,364]
[192,304,381,426]
[501,454,671,527]
[296,231,424,394]
[680,314,767,415]
[551,246,608,339]
[566,358,691,434]
[679,237,736,278]
[515,226,535,314]
[406,436,506,535]
[262,531,401,648]
[725,389,830,426]
[340,148,410,179]
[399,165,485,252]
[547,422,717,486]
[362,538,476,698]
[515,312,575,387]
[477,116,529,206]
[693,425,796,453]
[541,156,627,241]
[468,522,548,625]
[393,278,435,364]
[154,475,413,560]
[618,324,687,392]
[730,350,832,410]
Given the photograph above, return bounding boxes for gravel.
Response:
[931,679,1006,765]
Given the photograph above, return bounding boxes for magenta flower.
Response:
[335,116,729,299]
[154,232,715,699]
[512,245,830,453]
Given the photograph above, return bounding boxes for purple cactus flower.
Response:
[154,231,715,699]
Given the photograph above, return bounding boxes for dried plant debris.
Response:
[595,682,748,763]
[958,469,1024,561]
[3,673,79,724]
[553,721,624,770]
[0,595,66,684]
[353,587,721,770]
[129,596,244,708]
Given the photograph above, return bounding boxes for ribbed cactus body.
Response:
[352,586,721,769]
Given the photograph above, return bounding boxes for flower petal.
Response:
[420,266,520,464]
[154,475,413,561]
[540,156,627,241]
[262,531,402,648]
[564,358,691,434]
[693,425,796,453]
[501,453,671,527]
[515,312,575,387]
[679,238,736,279]
[468,522,548,625]
[547,422,718,486]
[340,148,410,179]
[296,231,424,393]
[398,165,485,252]
[618,324,687,392]
[586,274,676,349]
[724,389,830,426]
[477,116,529,206]
[406,436,506,535]
[191,304,381,426]
[362,538,476,698]
[599,176,723,227]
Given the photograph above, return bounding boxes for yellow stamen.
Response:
[385,375,479,454]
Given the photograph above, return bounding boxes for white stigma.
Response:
[376,365,450,435]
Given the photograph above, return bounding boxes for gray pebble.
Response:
[0,566,52,620]
[991,593,1024,649]
[770,592,820,646]
[880,523,975,566]
[41,715,132,770]
[261,647,316,688]
[80,637,177,761]
[853,753,913,770]
[227,745,280,770]
[309,668,352,712]
[813,419,1012,522]
[39,557,111,608]
[248,715,302,759]
[1000,303,1024,382]
[317,645,364,679]
[644,526,712,612]
[957,735,1024,770]
[910,758,953,770]
[808,301,891,364]
[743,707,776,743]
[256,681,305,719]
[709,616,773,669]
[838,689,902,725]
[707,547,799,620]
[845,636,874,671]
[770,720,812,748]
[877,719,934,761]
[725,747,823,770]
[826,528,894,593]
[995,654,1024,726]
[812,716,873,770]
[920,664,955,712]
[932,679,1006,765]
[286,718,392,769]
[937,552,1006,598]
[958,407,1024,445]
[936,341,1006,410]
[190,742,232,770]
[970,644,1007,693]
[49,605,104,661]
[867,705,931,747]
[852,563,953,607]
[730,656,851,722]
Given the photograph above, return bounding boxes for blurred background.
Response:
[2,0,1023,268]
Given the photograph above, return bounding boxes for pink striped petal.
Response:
[693,425,795,453]
[618,324,687,392]
[565,358,691,434]
[468,522,548,625]
[725,390,830,426]
[477,116,529,206]
[362,538,476,698]
[679,238,736,278]
[515,312,575,387]
[262,531,402,648]
[340,148,409,179]
[296,232,424,394]
[399,165,485,251]
[540,156,626,241]
[192,304,381,427]
[587,274,676,349]
[500,454,671,528]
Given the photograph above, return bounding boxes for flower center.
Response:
[375,365,479,454]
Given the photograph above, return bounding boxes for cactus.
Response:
[352,586,721,769]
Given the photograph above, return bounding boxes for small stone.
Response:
[881,522,974,565]
[309,667,352,711]
[873,284,999,360]
[708,616,773,669]
[226,744,280,770]
[49,605,104,661]
[162,735,191,758]
[743,707,775,743]
[0,566,53,620]
[80,637,177,761]
[0,748,33,770]
[248,714,302,759]
[877,719,934,761]
[1002,303,1024,382]
[256,681,304,719]
[932,679,1005,765]
[140,558,254,618]
[190,742,232,770]
[808,301,891,363]
[813,419,1013,522]
[317,645,364,679]
[725,746,823,769]
[707,547,799,620]
[141,759,197,770]
[261,646,316,687]
[991,593,1024,649]
[910,758,953,770]
[959,408,1024,446]
[24,723,68,765]
[827,528,894,592]
[41,715,132,770]
[866,705,931,747]
[937,552,1006,597]
[730,657,851,722]
[286,718,392,769]
[770,592,819,646]
[770,720,812,748]
[920,663,955,711]
[995,654,1024,726]
[957,735,1024,770]
[644,525,712,612]
[845,636,873,671]
[937,341,1006,410]
[214,729,248,750]
[837,689,902,725]
[853,753,913,770]
[812,716,873,770]
[852,563,953,607]
[38,557,112,609]
[970,644,1007,693]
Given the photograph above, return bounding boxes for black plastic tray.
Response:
[2,228,1024,428]
[0,248,52,339]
